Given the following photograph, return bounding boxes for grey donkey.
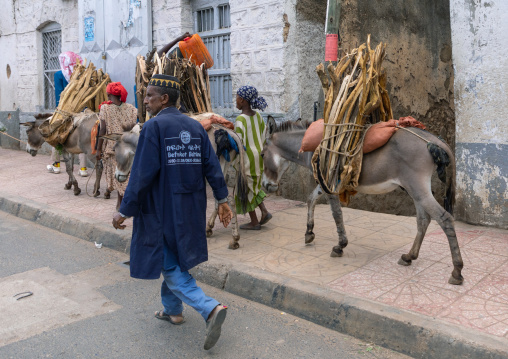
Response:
[102,122,250,250]
[21,109,103,196]
[260,117,464,285]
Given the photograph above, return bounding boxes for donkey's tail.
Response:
[427,141,455,215]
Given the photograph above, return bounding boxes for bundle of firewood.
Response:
[136,50,212,122]
[312,35,393,203]
[40,60,111,146]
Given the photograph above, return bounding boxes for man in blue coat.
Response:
[112,74,233,351]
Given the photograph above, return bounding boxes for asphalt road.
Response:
[0,212,412,359]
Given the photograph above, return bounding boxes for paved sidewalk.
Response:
[1,147,507,358]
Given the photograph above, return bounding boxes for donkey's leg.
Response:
[70,154,81,195]
[407,186,463,285]
[62,152,75,191]
[206,201,218,238]
[328,195,348,257]
[93,159,103,197]
[398,205,431,266]
[305,185,323,244]
[228,196,240,250]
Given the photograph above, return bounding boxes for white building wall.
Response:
[230,0,285,115]
[0,0,79,113]
[450,0,508,228]
[152,0,193,50]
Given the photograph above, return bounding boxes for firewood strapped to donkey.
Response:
[22,110,103,197]
[261,38,464,286]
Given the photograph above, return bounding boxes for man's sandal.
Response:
[154,310,185,325]
[204,305,228,350]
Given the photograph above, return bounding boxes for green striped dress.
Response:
[234,112,267,214]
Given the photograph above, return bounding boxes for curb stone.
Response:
[1,192,507,359]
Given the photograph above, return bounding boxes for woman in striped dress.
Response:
[234,86,272,230]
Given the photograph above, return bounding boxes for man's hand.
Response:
[112,213,127,230]
[218,203,233,228]
[179,32,192,41]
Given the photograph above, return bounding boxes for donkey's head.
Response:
[102,124,141,182]
[261,116,311,193]
[20,113,52,156]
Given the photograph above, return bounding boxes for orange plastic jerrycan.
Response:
[179,34,214,69]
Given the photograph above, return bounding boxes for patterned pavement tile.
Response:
[437,294,508,338]
[410,262,487,294]
[465,274,508,304]
[252,248,316,274]
[317,243,387,268]
[424,229,486,247]
[398,240,450,262]
[464,235,508,256]
[327,267,402,300]
[375,281,462,317]
[439,245,507,274]
[353,232,413,251]
[282,257,361,285]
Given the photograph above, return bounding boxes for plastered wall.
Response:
[450,0,508,228]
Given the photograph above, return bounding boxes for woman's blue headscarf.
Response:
[237,85,267,111]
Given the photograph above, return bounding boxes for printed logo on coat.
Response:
[164,133,202,166]
[180,130,191,144]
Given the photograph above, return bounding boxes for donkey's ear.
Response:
[266,115,276,137]
[20,122,36,127]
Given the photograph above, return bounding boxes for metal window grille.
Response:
[218,4,230,29]
[42,29,62,109]
[195,2,232,109]
[197,8,214,32]
[209,74,232,109]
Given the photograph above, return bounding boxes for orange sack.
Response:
[363,116,426,153]
[299,119,324,153]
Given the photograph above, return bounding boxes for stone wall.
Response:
[230,0,285,115]
[334,0,456,215]
[0,0,79,113]
[152,0,193,50]
[450,0,508,228]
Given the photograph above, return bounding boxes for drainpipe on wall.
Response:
[325,0,341,62]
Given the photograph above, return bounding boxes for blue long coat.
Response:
[119,106,228,279]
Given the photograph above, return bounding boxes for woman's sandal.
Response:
[154,310,185,325]
[259,213,272,225]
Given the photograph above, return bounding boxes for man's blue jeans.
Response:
[161,250,219,321]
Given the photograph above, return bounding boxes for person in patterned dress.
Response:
[96,82,138,210]
[234,85,272,230]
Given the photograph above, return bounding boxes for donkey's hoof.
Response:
[305,232,315,244]
[74,188,81,196]
[330,246,343,257]
[206,229,213,237]
[448,275,464,285]
[93,191,100,197]
[228,241,240,250]
[64,183,72,190]
[398,257,412,266]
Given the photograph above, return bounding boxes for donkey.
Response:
[261,119,464,285]
[21,109,102,196]
[103,122,249,250]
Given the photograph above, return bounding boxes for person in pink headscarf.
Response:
[47,52,89,176]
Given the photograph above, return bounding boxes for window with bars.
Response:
[193,2,232,109]
[42,24,62,109]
